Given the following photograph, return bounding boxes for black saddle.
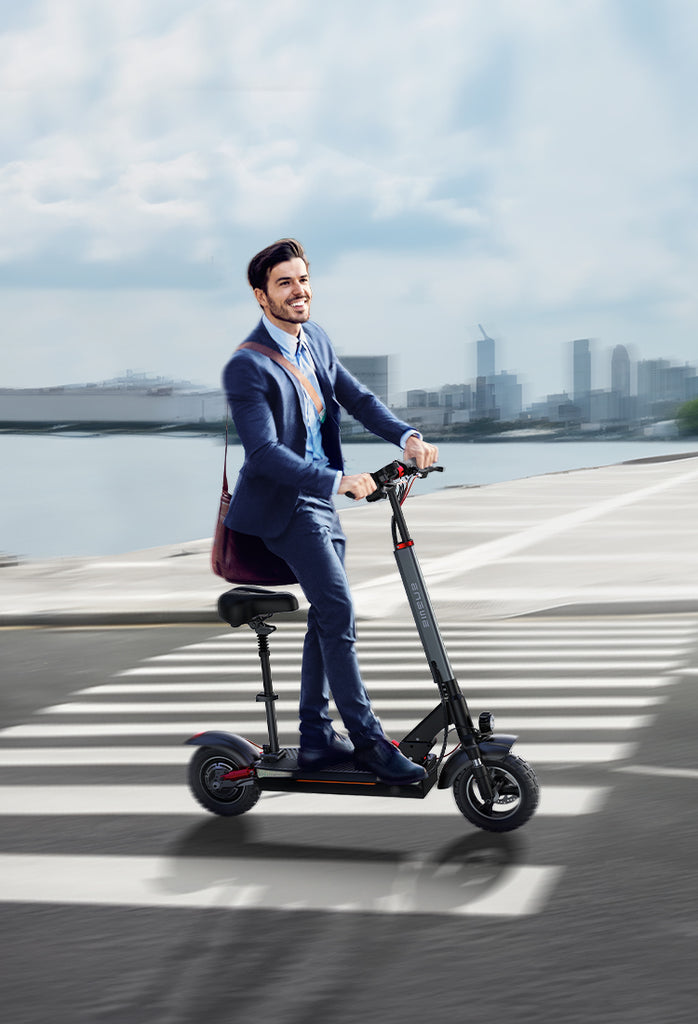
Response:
[218,586,299,628]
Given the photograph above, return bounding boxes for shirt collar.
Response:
[261,315,306,360]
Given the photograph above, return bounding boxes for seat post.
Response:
[249,616,282,757]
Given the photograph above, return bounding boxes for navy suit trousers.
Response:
[262,495,383,747]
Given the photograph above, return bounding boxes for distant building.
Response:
[572,339,591,420]
[474,376,497,418]
[406,389,428,409]
[341,355,389,406]
[611,345,631,397]
[476,325,495,379]
[0,373,226,426]
[440,383,472,411]
[492,371,522,421]
[636,359,696,418]
[528,393,580,423]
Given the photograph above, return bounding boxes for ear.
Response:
[253,287,269,310]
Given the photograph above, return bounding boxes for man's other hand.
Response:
[403,435,439,469]
[338,472,377,500]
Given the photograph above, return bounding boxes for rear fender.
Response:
[437,734,518,789]
[184,730,260,766]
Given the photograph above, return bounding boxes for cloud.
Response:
[1,0,697,397]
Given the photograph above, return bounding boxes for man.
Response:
[223,238,439,785]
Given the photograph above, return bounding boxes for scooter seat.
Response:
[218,586,299,628]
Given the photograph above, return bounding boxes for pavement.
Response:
[2,450,698,626]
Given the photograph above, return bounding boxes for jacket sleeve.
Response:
[224,352,338,499]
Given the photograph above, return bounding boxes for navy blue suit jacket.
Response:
[223,319,413,539]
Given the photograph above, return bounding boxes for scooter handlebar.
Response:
[346,460,443,501]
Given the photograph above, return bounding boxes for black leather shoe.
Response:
[353,736,427,785]
[298,731,354,769]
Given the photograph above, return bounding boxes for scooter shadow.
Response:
[158,816,526,913]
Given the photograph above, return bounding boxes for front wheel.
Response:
[453,754,539,832]
[188,748,260,817]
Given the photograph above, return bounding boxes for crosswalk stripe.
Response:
[0,615,692,923]
[41,696,663,713]
[200,622,696,635]
[161,639,688,655]
[0,743,634,765]
[145,646,683,663]
[0,715,650,737]
[116,660,679,676]
[74,678,672,694]
[0,853,563,917]
[0,784,607,817]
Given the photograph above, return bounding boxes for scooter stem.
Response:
[388,487,494,801]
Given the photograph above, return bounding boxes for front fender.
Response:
[437,734,518,789]
[184,730,260,766]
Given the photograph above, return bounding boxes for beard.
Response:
[263,293,311,325]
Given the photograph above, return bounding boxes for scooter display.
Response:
[186,460,539,832]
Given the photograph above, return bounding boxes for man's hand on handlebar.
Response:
[403,435,439,470]
[339,472,377,500]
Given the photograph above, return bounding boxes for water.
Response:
[2,433,697,559]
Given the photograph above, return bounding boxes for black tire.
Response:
[453,754,539,833]
[188,747,261,817]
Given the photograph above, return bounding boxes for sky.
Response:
[1,0,697,404]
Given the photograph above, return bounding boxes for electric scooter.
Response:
[186,460,539,832]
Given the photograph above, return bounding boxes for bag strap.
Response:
[222,415,230,494]
[236,340,324,418]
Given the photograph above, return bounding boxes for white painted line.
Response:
[457,865,564,916]
[43,696,663,715]
[499,554,698,563]
[512,742,635,762]
[75,678,673,695]
[0,747,194,766]
[0,853,562,917]
[192,623,697,640]
[0,784,607,817]
[615,765,698,781]
[146,643,684,662]
[165,634,693,652]
[0,742,633,765]
[353,464,698,615]
[117,660,678,676]
[0,716,651,738]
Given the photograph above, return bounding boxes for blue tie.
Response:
[296,337,327,463]
[296,338,325,423]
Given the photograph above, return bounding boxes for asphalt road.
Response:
[1,620,697,1024]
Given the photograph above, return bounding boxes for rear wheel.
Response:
[453,754,539,832]
[188,748,260,816]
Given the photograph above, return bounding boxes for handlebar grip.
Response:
[366,488,385,502]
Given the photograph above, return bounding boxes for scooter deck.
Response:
[254,748,439,799]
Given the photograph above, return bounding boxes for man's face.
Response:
[255,257,312,335]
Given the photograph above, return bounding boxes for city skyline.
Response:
[4,331,695,428]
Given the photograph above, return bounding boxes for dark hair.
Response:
[247,238,309,292]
